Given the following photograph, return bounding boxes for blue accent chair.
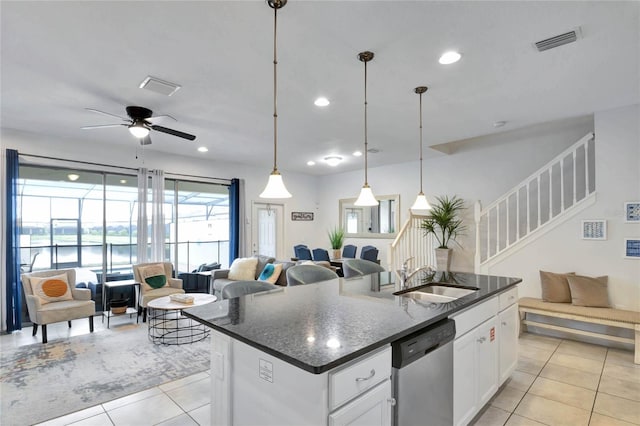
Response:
[360,245,379,262]
[312,248,330,262]
[293,244,312,260]
[342,245,357,258]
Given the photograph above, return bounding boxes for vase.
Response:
[435,248,452,272]
[332,249,342,260]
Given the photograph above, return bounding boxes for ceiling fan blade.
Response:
[86,108,127,121]
[151,125,196,141]
[147,114,177,123]
[140,135,152,146]
[81,124,126,130]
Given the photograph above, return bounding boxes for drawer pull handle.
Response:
[355,369,376,382]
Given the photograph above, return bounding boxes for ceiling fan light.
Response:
[67,173,79,181]
[260,171,292,199]
[354,185,379,206]
[410,193,432,215]
[129,124,149,138]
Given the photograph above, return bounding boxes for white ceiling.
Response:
[2,1,638,175]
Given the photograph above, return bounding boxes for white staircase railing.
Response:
[390,213,436,276]
[475,132,595,268]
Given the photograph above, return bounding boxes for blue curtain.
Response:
[5,149,21,332]
[229,178,240,263]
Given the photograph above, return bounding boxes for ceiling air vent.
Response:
[535,28,580,52]
[139,76,181,96]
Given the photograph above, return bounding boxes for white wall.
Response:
[488,104,640,310]
[316,115,595,272]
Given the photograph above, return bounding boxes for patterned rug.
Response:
[0,323,210,425]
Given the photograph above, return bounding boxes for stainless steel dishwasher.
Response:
[392,318,456,426]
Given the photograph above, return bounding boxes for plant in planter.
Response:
[420,195,466,272]
[328,226,345,259]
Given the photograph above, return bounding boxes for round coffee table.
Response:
[147,293,216,345]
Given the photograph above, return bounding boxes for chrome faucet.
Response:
[399,257,434,289]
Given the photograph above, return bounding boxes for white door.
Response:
[251,202,284,259]
[499,304,519,384]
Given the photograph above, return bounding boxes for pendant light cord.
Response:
[272,6,279,173]
[419,91,423,193]
[363,57,369,185]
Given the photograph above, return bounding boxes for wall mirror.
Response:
[339,194,400,239]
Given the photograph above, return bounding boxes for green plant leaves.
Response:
[420,195,466,249]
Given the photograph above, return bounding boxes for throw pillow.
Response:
[258,263,283,284]
[253,255,276,279]
[228,257,259,281]
[540,270,575,303]
[30,273,73,304]
[567,275,610,307]
[139,263,168,291]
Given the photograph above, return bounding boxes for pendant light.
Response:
[410,86,432,214]
[354,51,378,207]
[260,0,292,199]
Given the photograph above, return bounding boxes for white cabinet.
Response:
[453,316,499,426]
[499,298,519,384]
[329,379,392,426]
[452,286,518,426]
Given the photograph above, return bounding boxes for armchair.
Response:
[286,264,339,286]
[132,262,184,322]
[21,269,95,343]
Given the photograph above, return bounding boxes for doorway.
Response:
[251,202,285,260]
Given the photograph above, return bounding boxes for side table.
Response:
[147,293,216,345]
[102,279,141,329]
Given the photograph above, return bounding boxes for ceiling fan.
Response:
[82,106,196,145]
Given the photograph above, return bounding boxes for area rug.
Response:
[0,324,210,425]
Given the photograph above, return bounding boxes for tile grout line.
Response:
[502,337,562,426]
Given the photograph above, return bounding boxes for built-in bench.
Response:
[518,297,640,364]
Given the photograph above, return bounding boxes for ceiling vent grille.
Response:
[535,29,580,52]
[139,76,181,96]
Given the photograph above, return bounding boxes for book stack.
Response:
[170,294,195,304]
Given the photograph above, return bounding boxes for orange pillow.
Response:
[30,274,73,304]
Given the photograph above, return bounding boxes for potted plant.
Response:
[328,226,345,260]
[420,195,466,272]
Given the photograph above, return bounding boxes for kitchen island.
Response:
[184,270,521,426]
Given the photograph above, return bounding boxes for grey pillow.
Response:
[567,275,609,307]
[274,261,296,286]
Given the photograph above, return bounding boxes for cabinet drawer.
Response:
[329,346,391,410]
[499,287,518,311]
[451,297,498,338]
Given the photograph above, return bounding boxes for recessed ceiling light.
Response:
[120,179,127,184]
[67,174,79,181]
[353,151,362,157]
[493,121,507,128]
[197,146,209,153]
[307,160,316,166]
[314,97,330,107]
[324,156,343,167]
[439,51,461,65]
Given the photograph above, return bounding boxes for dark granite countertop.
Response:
[183,270,521,374]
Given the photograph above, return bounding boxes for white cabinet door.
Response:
[476,316,499,408]
[329,379,392,426]
[453,329,478,426]
[499,303,519,384]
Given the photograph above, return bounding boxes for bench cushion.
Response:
[519,297,640,325]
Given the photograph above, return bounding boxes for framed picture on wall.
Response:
[624,238,640,259]
[625,201,640,222]
[582,220,607,240]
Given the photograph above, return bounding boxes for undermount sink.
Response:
[395,284,479,303]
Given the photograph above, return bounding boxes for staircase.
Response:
[390,213,437,277]
[389,132,596,275]
[475,132,595,271]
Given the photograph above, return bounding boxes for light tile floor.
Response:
[472,333,640,426]
[4,321,638,426]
